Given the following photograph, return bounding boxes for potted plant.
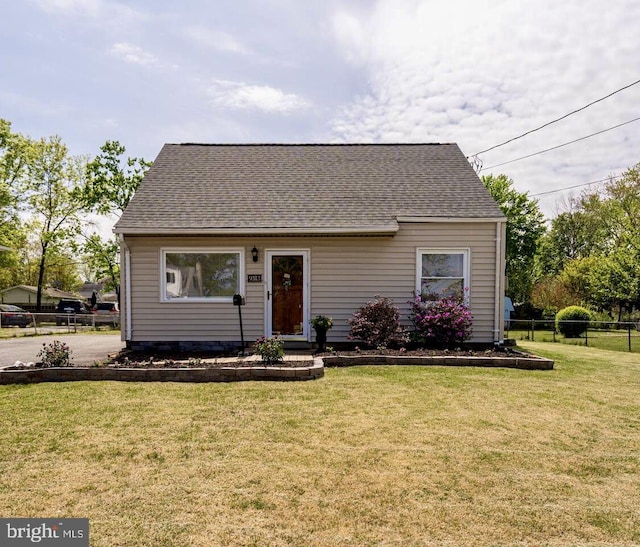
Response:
[310,315,333,353]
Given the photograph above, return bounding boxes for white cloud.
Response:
[207,80,310,113]
[109,42,158,66]
[184,26,251,55]
[327,0,640,215]
[331,10,368,65]
[34,0,101,16]
[32,0,144,27]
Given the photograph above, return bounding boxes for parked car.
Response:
[0,304,32,328]
[92,302,120,324]
[55,299,93,326]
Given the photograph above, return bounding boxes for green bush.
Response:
[556,306,592,338]
[254,336,285,365]
[37,340,72,367]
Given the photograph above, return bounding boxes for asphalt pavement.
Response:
[0,333,125,367]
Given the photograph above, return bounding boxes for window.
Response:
[417,249,469,300]
[161,248,244,301]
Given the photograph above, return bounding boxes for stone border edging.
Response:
[322,354,554,370]
[0,354,553,384]
[0,358,325,384]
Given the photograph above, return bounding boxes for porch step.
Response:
[283,341,314,350]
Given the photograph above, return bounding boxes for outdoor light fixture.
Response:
[251,246,259,262]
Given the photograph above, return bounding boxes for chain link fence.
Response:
[506,319,640,353]
[1,311,120,336]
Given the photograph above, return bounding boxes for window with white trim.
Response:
[417,249,469,300]
[161,248,244,302]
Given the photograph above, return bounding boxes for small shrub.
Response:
[556,306,592,338]
[408,294,473,349]
[37,340,72,367]
[348,295,407,348]
[254,336,285,364]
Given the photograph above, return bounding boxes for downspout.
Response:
[494,220,505,345]
[119,234,132,342]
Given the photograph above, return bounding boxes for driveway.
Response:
[0,333,125,367]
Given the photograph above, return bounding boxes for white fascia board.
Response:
[114,225,400,236]
[397,216,506,223]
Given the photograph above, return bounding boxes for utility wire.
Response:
[530,174,622,197]
[471,77,640,156]
[480,116,640,171]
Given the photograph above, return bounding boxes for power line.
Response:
[471,77,640,156]
[480,116,640,171]
[530,174,622,197]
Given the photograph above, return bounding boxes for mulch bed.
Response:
[3,346,529,371]
[93,346,523,369]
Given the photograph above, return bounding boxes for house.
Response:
[0,285,83,312]
[78,281,118,305]
[114,143,506,351]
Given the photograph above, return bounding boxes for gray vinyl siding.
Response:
[122,222,501,345]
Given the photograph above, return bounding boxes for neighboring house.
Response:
[78,281,118,305]
[0,285,83,311]
[114,143,507,351]
[79,282,104,303]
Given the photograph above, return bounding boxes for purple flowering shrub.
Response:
[409,293,473,348]
[348,295,408,348]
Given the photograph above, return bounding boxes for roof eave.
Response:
[113,225,400,236]
[396,216,506,223]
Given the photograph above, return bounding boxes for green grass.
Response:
[0,326,120,339]
[1,343,639,546]
[508,328,640,353]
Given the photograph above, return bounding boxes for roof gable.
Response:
[115,143,504,235]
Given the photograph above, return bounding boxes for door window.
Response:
[271,255,304,335]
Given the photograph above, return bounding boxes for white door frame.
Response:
[265,249,310,341]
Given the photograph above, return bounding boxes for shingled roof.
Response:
[114,143,504,235]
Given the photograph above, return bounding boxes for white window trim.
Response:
[160,247,245,303]
[416,248,471,301]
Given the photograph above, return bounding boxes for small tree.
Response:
[348,296,407,348]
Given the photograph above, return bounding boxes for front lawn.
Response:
[1,342,638,546]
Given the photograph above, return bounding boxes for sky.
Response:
[2,0,639,223]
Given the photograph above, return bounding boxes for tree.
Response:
[17,238,81,291]
[0,119,30,289]
[579,163,640,316]
[20,135,86,310]
[81,234,120,298]
[535,206,603,277]
[80,140,151,215]
[78,140,151,300]
[482,174,546,302]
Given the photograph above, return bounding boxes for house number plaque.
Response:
[247,274,262,283]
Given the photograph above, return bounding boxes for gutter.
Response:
[494,220,506,345]
[119,234,132,342]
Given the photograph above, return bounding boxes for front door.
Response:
[266,250,309,340]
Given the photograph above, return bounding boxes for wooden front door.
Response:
[267,251,308,339]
